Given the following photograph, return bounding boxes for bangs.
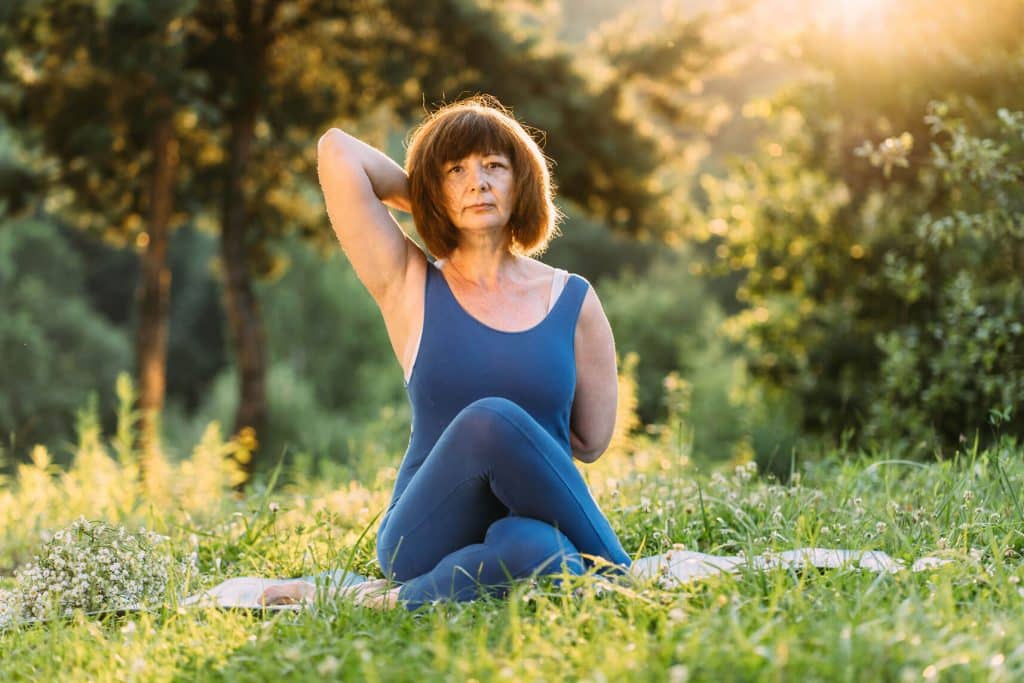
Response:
[430,110,517,164]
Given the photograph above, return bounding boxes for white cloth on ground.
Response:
[628,547,954,588]
[180,548,956,609]
[180,568,368,610]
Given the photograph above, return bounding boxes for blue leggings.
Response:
[376,397,631,610]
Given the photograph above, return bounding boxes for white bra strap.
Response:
[548,269,568,313]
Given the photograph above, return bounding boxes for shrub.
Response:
[0,220,130,457]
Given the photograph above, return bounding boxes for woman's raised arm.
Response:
[317,128,422,306]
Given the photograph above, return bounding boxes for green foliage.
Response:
[870,104,1024,445]
[161,235,409,468]
[710,103,1024,450]
[0,0,197,240]
[0,378,250,572]
[0,118,43,217]
[0,220,130,456]
[258,237,405,416]
[169,362,410,475]
[164,225,228,410]
[600,249,800,466]
[701,0,1024,451]
[4,412,1024,679]
[541,205,660,285]
[602,252,709,423]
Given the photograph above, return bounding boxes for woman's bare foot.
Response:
[259,578,401,610]
[339,578,402,610]
[259,580,316,606]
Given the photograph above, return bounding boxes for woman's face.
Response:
[441,151,514,236]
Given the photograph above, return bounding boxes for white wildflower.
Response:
[733,461,757,484]
[6,518,183,623]
[317,656,341,676]
[0,589,21,630]
[669,664,690,683]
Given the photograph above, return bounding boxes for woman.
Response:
[262,95,631,610]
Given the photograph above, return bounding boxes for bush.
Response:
[869,104,1024,445]
[700,0,1024,452]
[257,236,405,418]
[0,219,130,458]
[601,249,800,465]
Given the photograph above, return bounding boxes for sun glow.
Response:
[828,0,887,29]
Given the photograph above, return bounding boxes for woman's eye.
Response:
[447,165,462,174]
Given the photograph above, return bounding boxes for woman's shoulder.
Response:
[520,256,584,282]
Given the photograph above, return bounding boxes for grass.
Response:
[1,427,1023,681]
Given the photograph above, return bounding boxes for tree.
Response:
[700,0,1024,450]
[180,0,720,474]
[4,0,722,476]
[0,0,198,460]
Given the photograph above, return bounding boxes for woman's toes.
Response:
[260,581,315,606]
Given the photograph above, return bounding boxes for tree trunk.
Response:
[135,106,178,459]
[215,0,281,482]
[221,104,266,480]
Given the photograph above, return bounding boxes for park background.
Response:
[1,0,1023,680]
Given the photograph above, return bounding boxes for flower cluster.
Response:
[1,518,181,626]
[0,589,20,630]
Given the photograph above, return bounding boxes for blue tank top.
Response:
[389,261,591,505]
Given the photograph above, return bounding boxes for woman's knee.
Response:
[437,397,531,460]
[455,397,532,432]
[485,516,584,576]
[448,395,540,448]
[376,533,423,582]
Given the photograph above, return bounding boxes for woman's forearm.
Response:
[318,128,411,213]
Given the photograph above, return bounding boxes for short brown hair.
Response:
[405,95,561,258]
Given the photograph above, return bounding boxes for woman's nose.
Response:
[466,163,490,190]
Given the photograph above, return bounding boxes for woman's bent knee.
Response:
[376,531,423,582]
[435,397,534,465]
[456,397,531,427]
[485,516,584,576]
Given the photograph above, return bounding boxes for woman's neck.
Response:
[442,249,522,290]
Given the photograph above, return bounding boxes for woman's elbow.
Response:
[318,127,343,144]
[318,128,360,163]
[570,423,613,464]
[574,449,603,464]
[573,436,611,464]
[317,128,341,155]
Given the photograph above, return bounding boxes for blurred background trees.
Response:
[701,0,1024,455]
[1,0,1021,479]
